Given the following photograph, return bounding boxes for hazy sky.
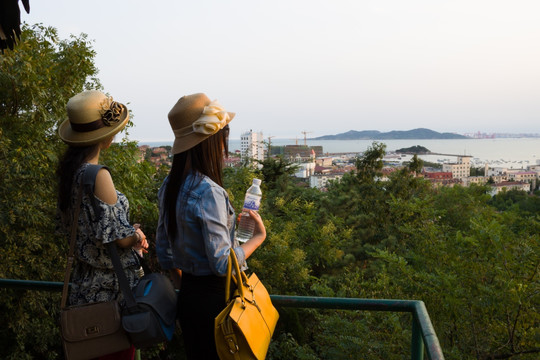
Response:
[27,0,539,141]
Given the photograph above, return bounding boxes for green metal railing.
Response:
[0,279,444,360]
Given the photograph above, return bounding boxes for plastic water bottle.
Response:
[235,178,262,243]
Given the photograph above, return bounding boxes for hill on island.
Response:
[396,145,430,154]
[312,128,468,140]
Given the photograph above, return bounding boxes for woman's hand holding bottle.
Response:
[239,210,266,259]
[249,210,266,239]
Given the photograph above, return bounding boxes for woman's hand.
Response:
[239,210,266,259]
[249,210,266,239]
[133,224,148,256]
[169,268,182,290]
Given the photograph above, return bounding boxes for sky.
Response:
[26,0,540,141]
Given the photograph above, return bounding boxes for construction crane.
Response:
[301,131,312,146]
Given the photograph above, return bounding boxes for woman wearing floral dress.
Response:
[57,90,148,360]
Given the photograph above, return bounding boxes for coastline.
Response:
[137,138,540,169]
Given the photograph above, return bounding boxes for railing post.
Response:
[411,315,424,360]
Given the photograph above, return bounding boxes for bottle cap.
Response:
[253,178,262,186]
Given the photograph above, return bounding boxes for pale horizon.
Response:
[27,0,540,142]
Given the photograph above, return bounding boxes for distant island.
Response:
[312,128,468,140]
[396,145,430,154]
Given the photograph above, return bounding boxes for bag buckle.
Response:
[86,326,99,335]
[227,337,239,354]
[251,299,261,312]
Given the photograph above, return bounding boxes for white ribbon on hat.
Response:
[192,100,231,135]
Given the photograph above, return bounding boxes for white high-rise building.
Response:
[240,130,264,163]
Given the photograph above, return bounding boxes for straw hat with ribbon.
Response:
[168,93,234,155]
[58,90,130,146]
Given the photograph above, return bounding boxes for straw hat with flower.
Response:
[58,90,129,146]
[168,93,234,155]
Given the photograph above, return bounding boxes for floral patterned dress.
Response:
[59,163,140,306]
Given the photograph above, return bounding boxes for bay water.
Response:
[141,138,540,169]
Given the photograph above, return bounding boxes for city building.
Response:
[310,173,344,190]
[423,171,461,186]
[487,167,509,176]
[240,130,265,163]
[423,172,452,180]
[527,162,540,173]
[489,181,531,196]
[224,157,242,167]
[283,145,323,162]
[294,162,316,179]
[442,156,471,180]
[315,157,333,167]
[509,171,537,182]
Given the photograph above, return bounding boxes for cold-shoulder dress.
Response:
[58,163,140,306]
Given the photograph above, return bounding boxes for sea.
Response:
[140,138,540,169]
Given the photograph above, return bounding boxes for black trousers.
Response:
[178,273,227,360]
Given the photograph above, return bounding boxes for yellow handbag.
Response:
[215,249,279,360]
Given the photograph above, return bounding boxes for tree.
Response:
[355,141,386,182]
[256,156,299,192]
[488,189,540,216]
[407,154,424,175]
[470,167,485,176]
[0,24,100,359]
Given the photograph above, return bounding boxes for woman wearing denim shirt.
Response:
[156,93,266,360]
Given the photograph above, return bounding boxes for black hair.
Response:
[164,125,229,238]
[57,144,99,214]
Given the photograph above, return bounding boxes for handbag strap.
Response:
[224,252,233,302]
[225,248,245,303]
[107,242,138,311]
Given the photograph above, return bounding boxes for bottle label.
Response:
[243,194,261,211]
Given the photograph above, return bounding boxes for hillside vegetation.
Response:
[396,145,431,154]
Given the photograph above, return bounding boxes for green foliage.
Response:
[312,311,411,360]
[470,166,486,176]
[396,145,430,154]
[488,189,540,215]
[423,160,442,169]
[432,184,492,234]
[267,332,318,360]
[407,154,424,174]
[0,24,100,359]
[355,141,386,182]
[256,156,299,193]
[223,165,257,211]
[100,140,167,277]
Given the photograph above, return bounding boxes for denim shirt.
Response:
[156,172,246,276]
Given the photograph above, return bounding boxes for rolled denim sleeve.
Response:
[233,245,246,271]
[156,185,174,270]
[199,185,238,276]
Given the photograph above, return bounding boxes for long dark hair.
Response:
[57,144,99,214]
[164,125,229,238]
